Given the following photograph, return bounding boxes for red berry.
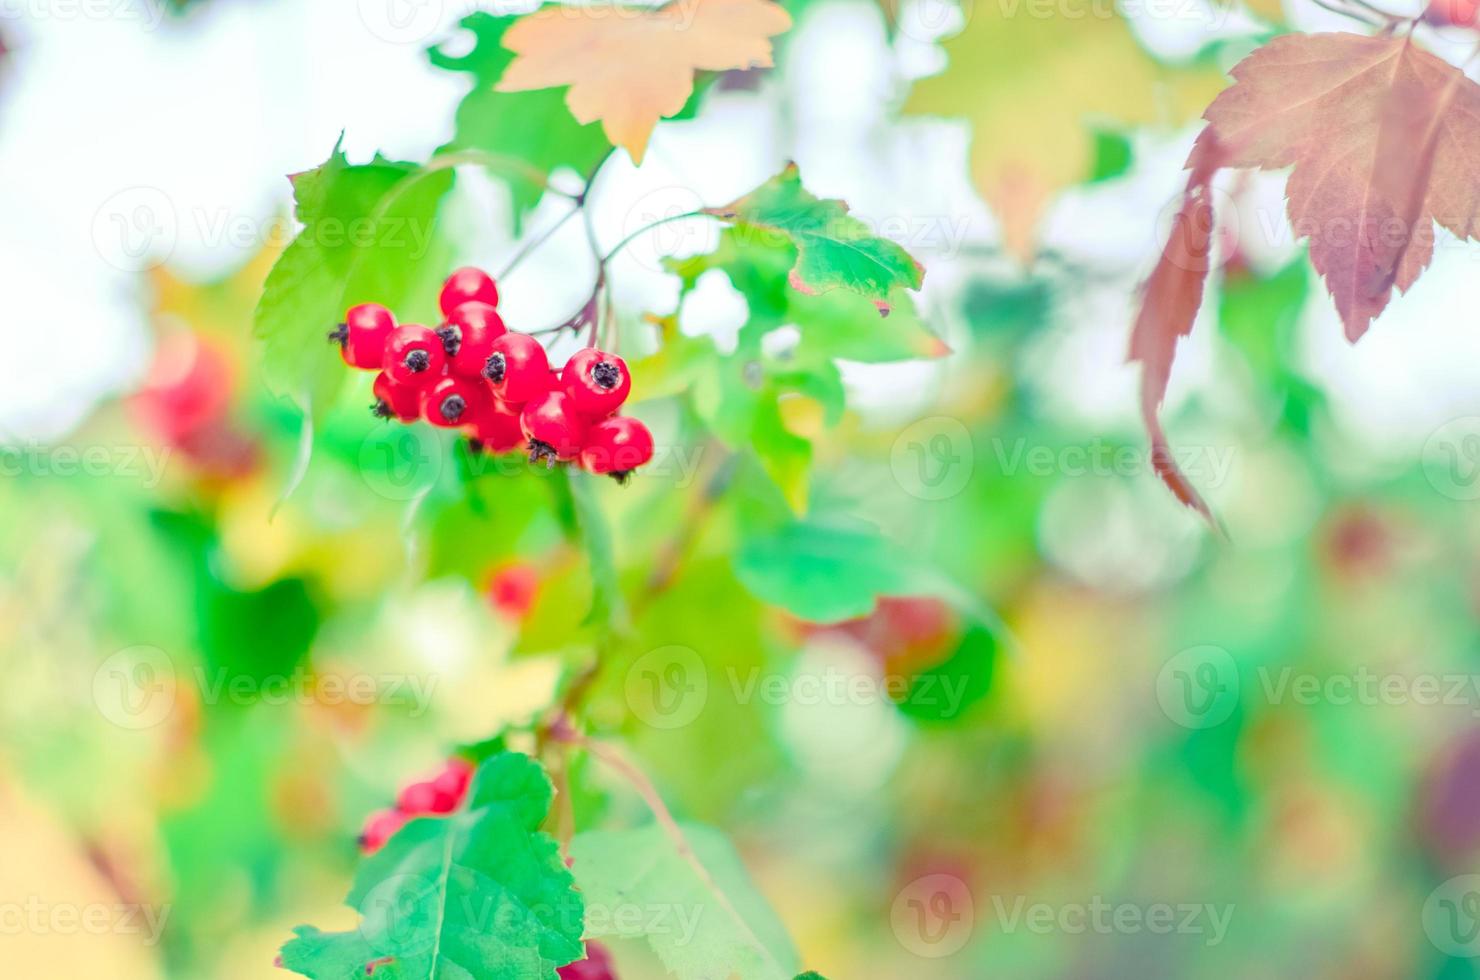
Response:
[383,324,446,385]
[396,780,440,815]
[440,302,508,378]
[486,564,539,620]
[358,809,407,853]
[372,372,420,423]
[562,348,631,417]
[331,303,396,370]
[440,267,499,317]
[521,391,587,464]
[558,942,617,980]
[465,399,525,453]
[131,333,233,441]
[580,416,654,479]
[430,758,475,812]
[484,333,551,405]
[422,375,490,428]
[1426,0,1480,24]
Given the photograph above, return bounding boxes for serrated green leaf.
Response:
[429,12,610,233]
[569,823,800,980]
[254,139,453,419]
[279,753,583,980]
[667,227,945,362]
[706,164,924,311]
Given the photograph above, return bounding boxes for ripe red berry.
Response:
[465,399,524,453]
[486,563,539,620]
[440,302,508,378]
[330,303,396,370]
[562,348,631,417]
[1426,0,1480,25]
[372,372,420,423]
[383,324,446,385]
[440,267,499,318]
[580,416,654,480]
[484,332,551,405]
[422,375,490,428]
[430,758,475,812]
[358,809,407,853]
[396,780,440,815]
[131,333,233,442]
[558,942,617,980]
[521,391,587,465]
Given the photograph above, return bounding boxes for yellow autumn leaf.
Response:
[904,0,1225,259]
[496,0,792,163]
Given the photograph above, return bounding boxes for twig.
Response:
[497,206,582,280]
[556,732,790,980]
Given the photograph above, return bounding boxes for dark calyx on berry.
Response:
[436,323,462,356]
[371,399,394,420]
[327,323,348,347]
[405,349,432,373]
[528,440,560,468]
[591,361,621,390]
[484,352,506,383]
[438,394,468,424]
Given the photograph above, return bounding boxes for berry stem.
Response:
[600,210,711,265]
[497,204,582,280]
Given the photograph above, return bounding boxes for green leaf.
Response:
[1087,127,1134,183]
[705,163,924,312]
[667,228,945,362]
[733,515,915,622]
[255,138,454,418]
[568,469,629,632]
[895,623,998,724]
[429,12,610,233]
[569,822,800,980]
[280,753,584,980]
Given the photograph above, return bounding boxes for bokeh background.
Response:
[4,0,1480,977]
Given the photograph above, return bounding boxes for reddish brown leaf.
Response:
[1199,32,1480,341]
[1129,137,1222,525]
[1134,31,1480,522]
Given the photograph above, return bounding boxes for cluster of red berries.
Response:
[357,757,474,853]
[330,267,655,480]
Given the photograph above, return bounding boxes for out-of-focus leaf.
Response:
[733,516,914,622]
[569,822,800,980]
[904,0,1224,257]
[896,623,997,724]
[568,470,629,632]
